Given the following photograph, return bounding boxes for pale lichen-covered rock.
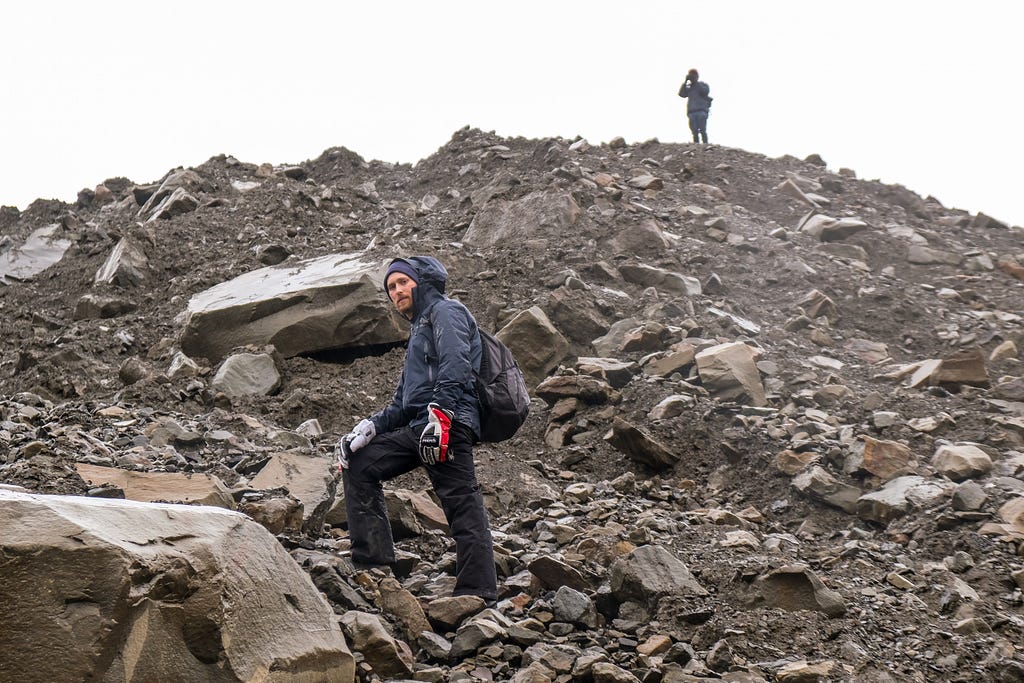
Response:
[463,191,581,248]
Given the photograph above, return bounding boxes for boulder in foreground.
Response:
[0,489,353,683]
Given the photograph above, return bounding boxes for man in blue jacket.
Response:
[337,256,497,603]
[679,68,712,144]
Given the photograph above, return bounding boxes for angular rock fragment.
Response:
[648,394,695,420]
[798,213,869,241]
[906,245,962,266]
[576,357,636,389]
[932,348,990,389]
[619,263,701,296]
[528,554,592,592]
[856,475,952,525]
[752,565,846,617]
[497,306,570,386]
[695,341,767,406]
[0,224,73,283]
[536,374,617,406]
[339,610,414,678]
[211,352,282,397]
[798,289,838,322]
[603,417,679,470]
[859,435,917,481]
[94,232,151,287]
[545,287,612,346]
[931,443,994,482]
[643,345,696,379]
[249,452,337,535]
[73,293,138,320]
[792,465,861,513]
[609,545,708,608]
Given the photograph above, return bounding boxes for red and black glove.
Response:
[419,403,454,465]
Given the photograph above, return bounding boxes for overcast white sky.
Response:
[3,2,1022,227]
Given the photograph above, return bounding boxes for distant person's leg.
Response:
[688,112,701,143]
[695,111,708,144]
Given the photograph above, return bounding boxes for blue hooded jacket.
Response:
[680,79,712,114]
[370,256,483,439]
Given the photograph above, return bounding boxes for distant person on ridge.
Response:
[679,68,712,144]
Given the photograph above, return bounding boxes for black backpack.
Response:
[475,329,530,442]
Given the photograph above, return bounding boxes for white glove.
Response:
[334,436,353,470]
[346,419,376,452]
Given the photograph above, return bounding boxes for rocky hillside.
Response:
[1,126,1023,682]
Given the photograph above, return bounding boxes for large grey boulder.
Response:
[0,489,353,683]
[180,253,406,363]
[618,264,701,296]
[856,475,953,525]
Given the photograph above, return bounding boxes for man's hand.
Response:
[419,403,453,465]
[345,419,376,453]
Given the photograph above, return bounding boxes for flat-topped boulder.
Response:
[75,463,235,508]
[180,252,407,363]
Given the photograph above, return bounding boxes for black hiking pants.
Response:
[342,423,497,601]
